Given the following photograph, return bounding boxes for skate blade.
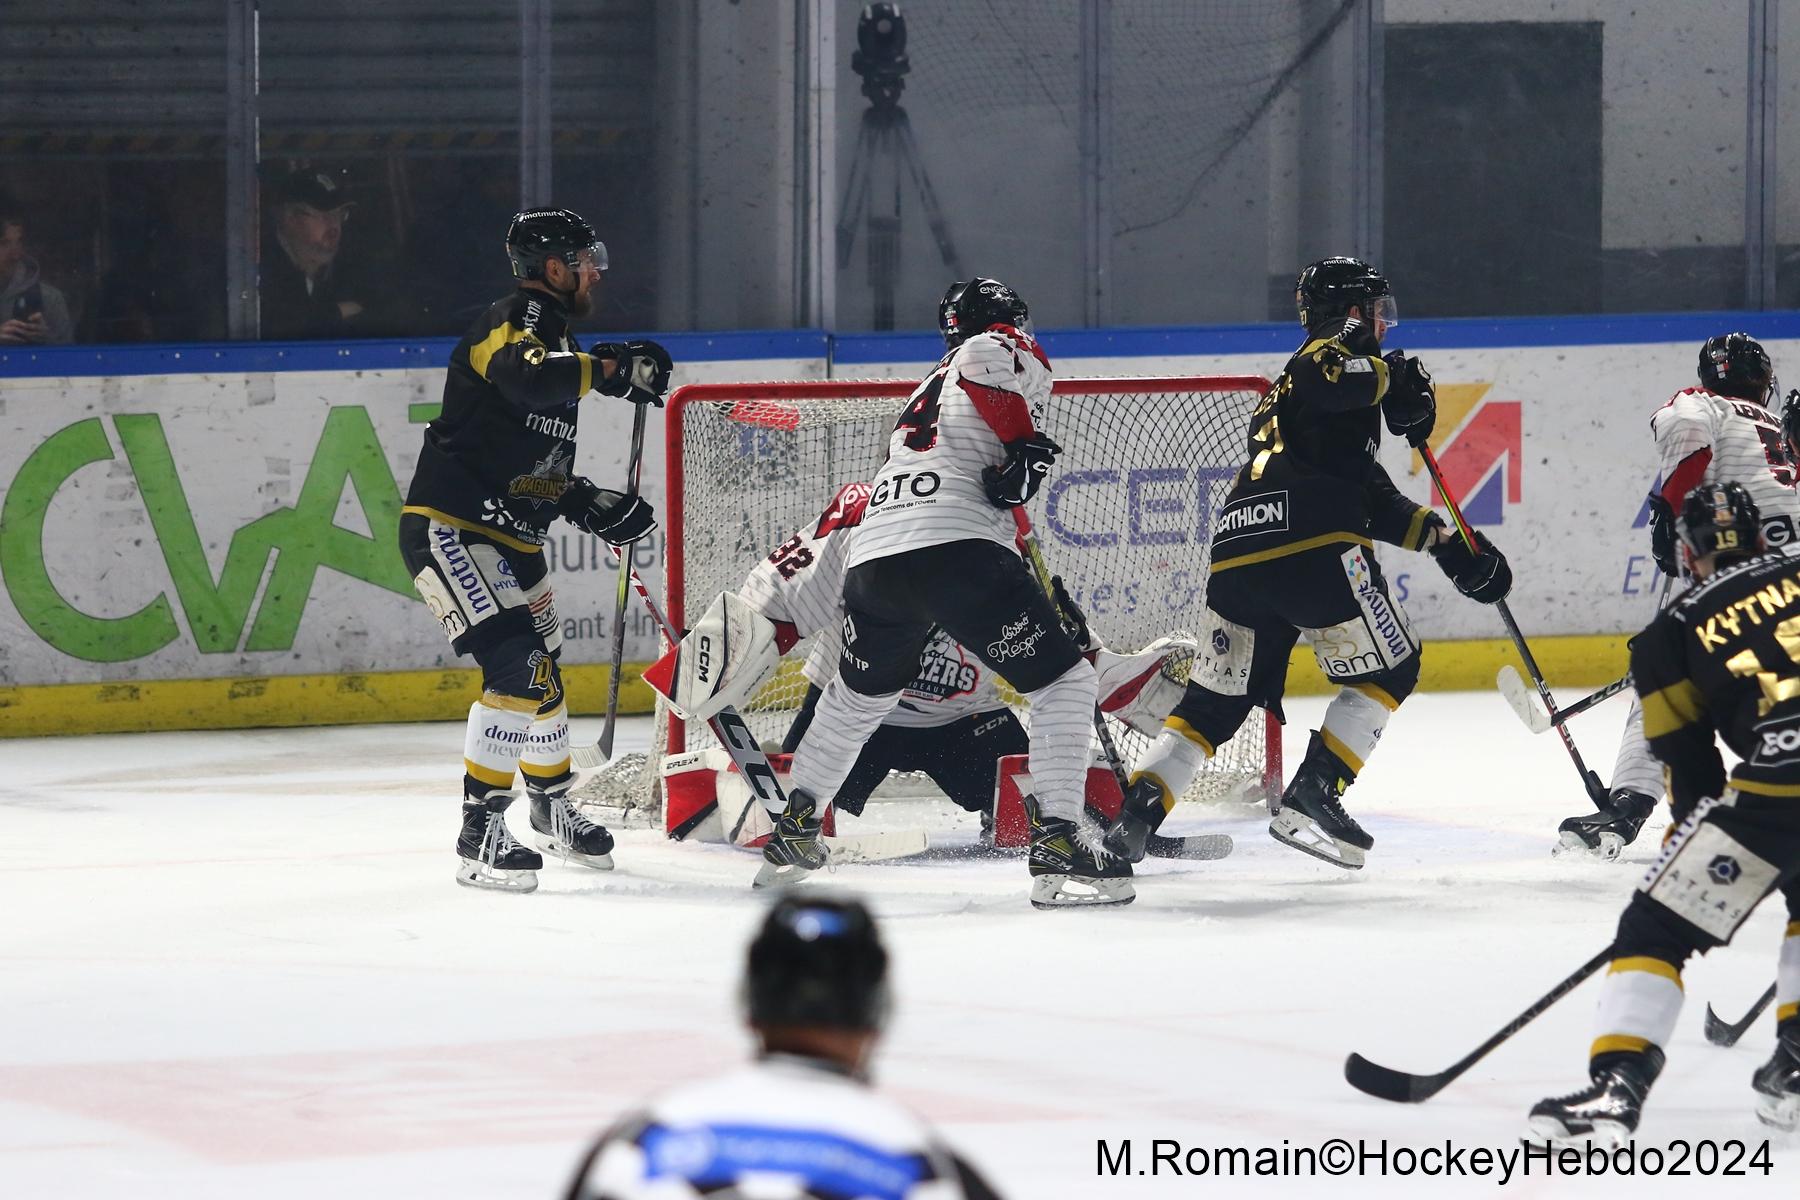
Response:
[753,858,821,889]
[1552,829,1622,862]
[1755,1092,1800,1133]
[455,861,539,893]
[1523,1114,1630,1148]
[532,832,615,871]
[1268,813,1365,870]
[1029,873,1136,909]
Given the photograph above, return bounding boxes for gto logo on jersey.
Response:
[987,612,1047,661]
[869,471,941,507]
[432,525,494,618]
[1214,491,1288,542]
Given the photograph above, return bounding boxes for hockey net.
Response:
[574,376,1281,831]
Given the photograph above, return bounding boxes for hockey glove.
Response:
[1783,387,1800,465]
[1428,525,1511,604]
[1646,492,1679,578]
[1380,350,1436,448]
[982,432,1062,508]
[590,340,671,405]
[558,476,658,546]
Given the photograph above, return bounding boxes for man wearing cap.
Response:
[563,894,1005,1200]
[261,164,405,339]
[398,207,672,892]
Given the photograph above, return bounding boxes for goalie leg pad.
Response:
[1094,635,1197,738]
[644,590,783,722]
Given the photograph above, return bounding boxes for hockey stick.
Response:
[1704,983,1777,1047]
[1344,944,1613,1103]
[1497,668,1631,735]
[1421,446,1608,806]
[596,401,651,763]
[1011,508,1233,863]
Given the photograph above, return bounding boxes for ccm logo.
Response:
[695,634,714,683]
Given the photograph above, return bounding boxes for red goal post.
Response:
[645,375,1281,830]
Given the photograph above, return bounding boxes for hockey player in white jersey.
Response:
[759,279,1119,908]
[655,479,1188,835]
[1556,332,1800,859]
[562,894,1005,1200]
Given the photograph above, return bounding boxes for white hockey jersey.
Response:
[847,325,1053,569]
[737,481,1003,728]
[565,1055,999,1200]
[1652,386,1800,545]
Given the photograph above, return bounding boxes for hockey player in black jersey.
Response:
[399,208,671,892]
[1104,257,1513,870]
[1530,483,1800,1141]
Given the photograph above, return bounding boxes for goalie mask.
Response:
[1678,481,1764,571]
[939,277,1031,348]
[1698,332,1774,405]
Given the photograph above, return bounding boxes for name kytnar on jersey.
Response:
[1694,569,1800,652]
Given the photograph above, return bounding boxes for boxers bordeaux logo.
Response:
[1213,491,1288,543]
[987,612,1047,661]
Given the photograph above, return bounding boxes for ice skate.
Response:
[1268,742,1370,869]
[1554,788,1655,862]
[1752,1027,1800,1132]
[1527,1049,1663,1146]
[1102,777,1168,864]
[456,793,542,893]
[754,787,827,888]
[1026,796,1134,909]
[528,783,615,870]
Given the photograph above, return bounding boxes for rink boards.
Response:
[2,312,1796,735]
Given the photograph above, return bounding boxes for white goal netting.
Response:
[575,376,1281,830]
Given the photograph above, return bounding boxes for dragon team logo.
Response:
[508,444,573,507]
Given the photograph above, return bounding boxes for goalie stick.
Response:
[1422,447,1608,807]
[1497,668,1631,735]
[1704,983,1777,1048]
[1344,944,1612,1103]
[1011,508,1234,863]
[571,548,927,869]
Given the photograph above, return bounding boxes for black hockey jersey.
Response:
[1211,318,1433,572]
[403,288,601,551]
[1633,547,1800,818]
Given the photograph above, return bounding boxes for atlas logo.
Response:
[1708,854,1741,885]
[1411,383,1522,525]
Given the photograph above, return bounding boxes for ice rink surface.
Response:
[3,692,1796,1198]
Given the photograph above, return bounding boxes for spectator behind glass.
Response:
[0,194,75,345]
[260,164,410,340]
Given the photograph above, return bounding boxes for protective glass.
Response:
[1370,293,1399,329]
[573,242,609,273]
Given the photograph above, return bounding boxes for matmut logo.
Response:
[1409,382,1521,525]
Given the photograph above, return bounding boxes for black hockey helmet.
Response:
[1295,256,1396,332]
[939,277,1031,348]
[744,893,890,1031]
[505,208,607,282]
[1678,480,1764,569]
[1698,332,1774,404]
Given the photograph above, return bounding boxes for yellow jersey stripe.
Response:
[403,506,544,554]
[1319,728,1365,776]
[468,321,540,380]
[1403,506,1432,551]
[1780,1001,1799,1023]
[1787,921,1800,938]
[1728,775,1800,797]
[1352,681,1402,712]
[1608,956,1683,989]
[1212,531,1374,573]
[1641,679,1705,740]
[577,351,594,396]
[479,689,542,715]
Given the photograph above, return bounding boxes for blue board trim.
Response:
[7,311,1800,378]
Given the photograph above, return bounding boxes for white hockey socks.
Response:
[1590,956,1684,1061]
[1132,720,1213,813]
[1609,695,1666,799]
[463,692,536,799]
[519,704,572,794]
[787,676,904,805]
[1023,657,1098,824]
[1317,685,1396,779]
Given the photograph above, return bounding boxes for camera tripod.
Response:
[836,43,960,329]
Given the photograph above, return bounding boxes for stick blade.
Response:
[1344,1053,1444,1104]
[1496,665,1552,734]
[1702,1003,1736,1046]
[1145,832,1234,861]
[571,743,607,770]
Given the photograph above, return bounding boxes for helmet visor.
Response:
[574,241,608,273]
[1369,293,1398,330]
